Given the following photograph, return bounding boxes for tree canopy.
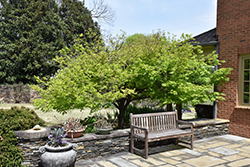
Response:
[0,0,100,84]
[32,31,232,129]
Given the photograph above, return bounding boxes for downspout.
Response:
[213,43,219,118]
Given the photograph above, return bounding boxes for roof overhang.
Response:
[193,41,219,47]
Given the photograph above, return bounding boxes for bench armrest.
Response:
[131,125,149,141]
[131,125,149,132]
[177,120,195,133]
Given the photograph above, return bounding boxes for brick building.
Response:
[217,0,250,138]
[194,0,250,138]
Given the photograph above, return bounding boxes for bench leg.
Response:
[191,134,194,150]
[175,138,179,145]
[145,140,148,159]
[131,135,134,154]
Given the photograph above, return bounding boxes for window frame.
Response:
[239,55,250,106]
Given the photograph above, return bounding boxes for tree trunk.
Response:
[118,106,126,129]
[176,103,182,120]
[114,97,131,129]
[167,103,173,111]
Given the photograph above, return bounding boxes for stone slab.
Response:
[208,151,224,157]
[97,160,119,167]
[209,147,239,156]
[160,165,175,167]
[198,142,229,149]
[242,139,250,143]
[227,158,250,167]
[192,118,229,127]
[176,164,193,167]
[75,159,96,167]
[180,149,202,156]
[157,157,180,165]
[129,159,153,167]
[183,155,227,167]
[218,135,247,141]
[109,157,139,167]
[159,150,185,157]
[222,155,244,161]
[223,144,243,149]
[65,128,130,143]
[144,157,166,166]
[194,137,214,143]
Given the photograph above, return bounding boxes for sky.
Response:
[85,0,217,38]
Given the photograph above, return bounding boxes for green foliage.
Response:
[0,107,45,166]
[124,105,166,125]
[82,116,97,133]
[0,131,23,167]
[94,112,117,129]
[125,33,145,45]
[0,0,100,84]
[0,106,45,131]
[32,30,232,128]
[81,111,118,133]
[58,0,101,46]
[59,110,86,131]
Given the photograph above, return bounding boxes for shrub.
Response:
[0,130,23,167]
[0,106,45,167]
[81,116,97,133]
[81,111,118,133]
[124,105,166,125]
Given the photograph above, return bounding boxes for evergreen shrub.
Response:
[0,107,45,166]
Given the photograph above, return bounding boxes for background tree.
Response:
[125,33,145,44]
[0,0,100,84]
[58,0,101,46]
[87,0,115,25]
[32,31,232,129]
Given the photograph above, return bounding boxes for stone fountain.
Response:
[15,125,51,141]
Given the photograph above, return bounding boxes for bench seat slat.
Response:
[135,129,192,142]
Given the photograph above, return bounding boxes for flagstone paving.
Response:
[75,134,250,167]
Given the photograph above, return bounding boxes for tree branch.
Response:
[88,0,115,25]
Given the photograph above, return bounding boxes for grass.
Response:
[0,103,197,126]
[0,103,117,126]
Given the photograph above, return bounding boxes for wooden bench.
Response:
[130,111,194,159]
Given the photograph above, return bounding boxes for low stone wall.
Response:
[17,119,229,167]
[0,84,40,103]
[18,138,47,167]
[193,119,229,139]
[180,119,229,141]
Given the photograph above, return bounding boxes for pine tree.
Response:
[0,0,100,84]
[59,0,101,46]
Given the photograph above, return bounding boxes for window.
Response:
[239,55,250,106]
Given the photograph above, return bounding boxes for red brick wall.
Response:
[228,108,250,138]
[217,0,250,138]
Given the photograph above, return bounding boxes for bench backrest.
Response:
[130,111,178,133]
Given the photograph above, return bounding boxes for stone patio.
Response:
[75,134,250,167]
